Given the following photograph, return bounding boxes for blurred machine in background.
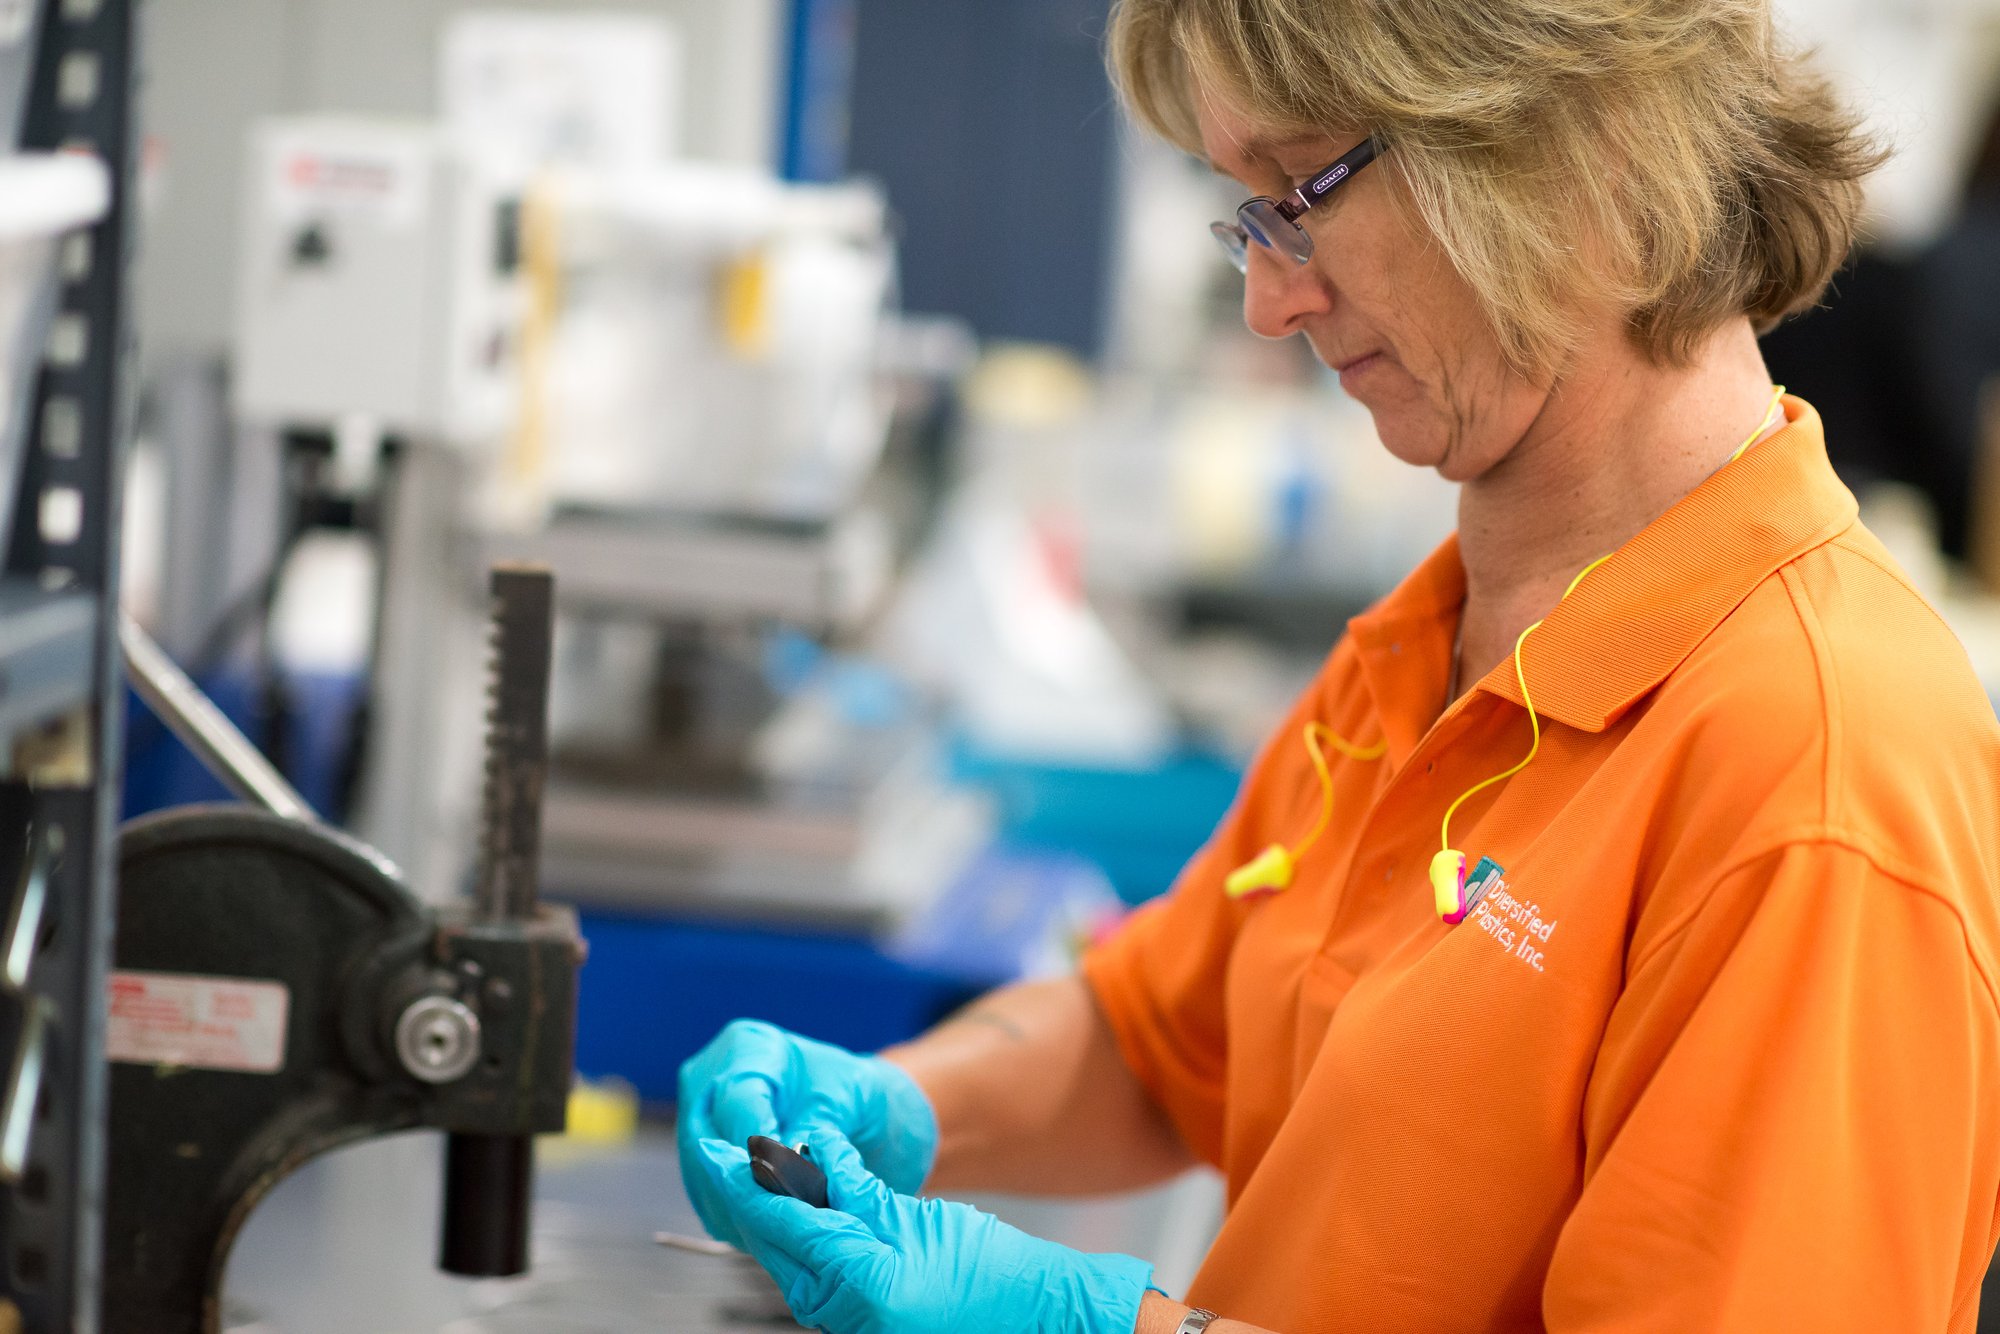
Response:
[213,11,994,939]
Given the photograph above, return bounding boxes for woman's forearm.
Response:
[882,975,1195,1196]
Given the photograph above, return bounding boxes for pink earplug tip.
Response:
[1430,849,1468,923]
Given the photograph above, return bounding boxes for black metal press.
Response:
[103,565,583,1334]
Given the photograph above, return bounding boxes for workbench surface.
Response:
[221,1127,1219,1333]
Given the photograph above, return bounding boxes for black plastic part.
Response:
[440,1132,535,1277]
[747,1136,830,1210]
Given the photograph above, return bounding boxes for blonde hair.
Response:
[1108,0,1884,373]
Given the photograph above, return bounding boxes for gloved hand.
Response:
[677,1020,938,1248]
[693,1128,1153,1334]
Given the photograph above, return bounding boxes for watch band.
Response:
[1176,1309,1220,1334]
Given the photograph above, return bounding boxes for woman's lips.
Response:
[1336,351,1384,384]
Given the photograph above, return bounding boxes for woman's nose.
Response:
[1242,246,1331,340]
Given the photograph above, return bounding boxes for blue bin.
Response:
[123,665,366,823]
[946,736,1244,904]
[571,910,979,1107]
[569,850,1125,1106]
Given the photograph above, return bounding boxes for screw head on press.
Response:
[394,995,482,1084]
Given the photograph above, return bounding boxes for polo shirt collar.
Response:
[1491,396,1856,730]
[1347,397,1858,746]
[1345,536,1466,768]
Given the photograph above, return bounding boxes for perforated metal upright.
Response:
[0,0,140,1327]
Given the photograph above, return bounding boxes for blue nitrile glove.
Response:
[677,1020,938,1248]
[694,1128,1154,1334]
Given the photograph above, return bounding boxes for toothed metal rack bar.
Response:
[0,0,141,1327]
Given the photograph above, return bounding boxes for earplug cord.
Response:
[1434,386,1786,859]
[1295,723,1388,863]
[1729,385,1788,464]
[1227,388,1787,905]
[1222,722,1385,899]
[1434,554,1610,855]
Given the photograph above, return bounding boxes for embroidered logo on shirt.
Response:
[1463,862,1559,973]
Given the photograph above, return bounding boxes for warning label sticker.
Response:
[265,129,429,231]
[107,971,289,1074]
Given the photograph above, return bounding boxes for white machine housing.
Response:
[232,116,897,524]
[232,116,519,447]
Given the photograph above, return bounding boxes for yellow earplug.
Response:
[1225,844,1297,900]
[1225,724,1385,901]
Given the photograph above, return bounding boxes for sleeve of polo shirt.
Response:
[1080,829,1252,1168]
[1078,693,1318,1169]
[1543,840,2000,1333]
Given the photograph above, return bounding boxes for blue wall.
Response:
[845,0,1121,357]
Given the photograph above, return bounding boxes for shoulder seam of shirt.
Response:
[1825,530,1965,647]
[1775,563,1840,832]
[1630,828,2000,1021]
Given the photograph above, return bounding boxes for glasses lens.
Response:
[1210,221,1250,274]
[1239,199,1313,266]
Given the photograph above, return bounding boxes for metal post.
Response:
[117,614,314,823]
[439,564,555,1278]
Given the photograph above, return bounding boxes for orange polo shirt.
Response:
[1084,398,2000,1332]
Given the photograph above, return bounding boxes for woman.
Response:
[681,2,2000,1330]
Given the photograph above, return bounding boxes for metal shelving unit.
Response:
[0,0,139,1327]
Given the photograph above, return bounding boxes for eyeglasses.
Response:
[1212,137,1384,274]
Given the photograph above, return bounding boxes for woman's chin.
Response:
[1368,414,1454,475]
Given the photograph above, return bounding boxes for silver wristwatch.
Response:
[1175,1309,1220,1334]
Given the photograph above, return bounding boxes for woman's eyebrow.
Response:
[1243,133,1332,162]
[1206,141,1298,174]
[1207,136,1338,181]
